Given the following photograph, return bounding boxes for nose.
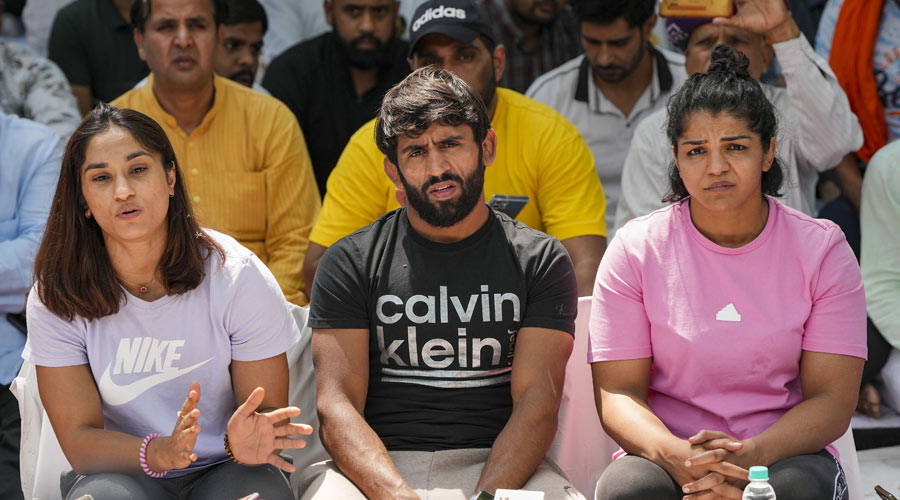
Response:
[707,148,730,175]
[595,44,614,67]
[174,24,192,48]
[237,47,254,68]
[359,11,375,34]
[424,150,451,178]
[113,175,136,201]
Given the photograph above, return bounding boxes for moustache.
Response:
[350,34,383,51]
[228,68,255,81]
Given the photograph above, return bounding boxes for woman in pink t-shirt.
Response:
[589,45,866,500]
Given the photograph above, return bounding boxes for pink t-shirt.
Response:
[589,197,866,452]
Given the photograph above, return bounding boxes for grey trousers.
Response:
[62,460,293,500]
[297,448,585,500]
[594,450,848,500]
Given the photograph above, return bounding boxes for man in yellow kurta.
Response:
[114,0,320,305]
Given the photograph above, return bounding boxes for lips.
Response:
[705,181,734,191]
[428,181,457,200]
[117,205,141,218]
[173,56,197,69]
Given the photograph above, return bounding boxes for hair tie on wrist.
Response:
[224,433,241,464]
[140,433,167,478]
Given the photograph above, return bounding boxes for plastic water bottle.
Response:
[742,466,776,500]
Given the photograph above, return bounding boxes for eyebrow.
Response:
[680,135,752,146]
[722,135,752,141]
[582,34,631,45]
[83,151,151,172]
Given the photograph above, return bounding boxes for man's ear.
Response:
[217,23,225,43]
[643,13,657,40]
[492,44,506,83]
[134,28,147,62]
[383,156,401,188]
[482,128,497,167]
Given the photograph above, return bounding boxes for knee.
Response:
[593,459,680,500]
[770,466,840,500]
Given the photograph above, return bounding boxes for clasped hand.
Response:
[674,430,756,500]
[148,381,313,474]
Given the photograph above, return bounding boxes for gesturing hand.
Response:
[148,381,202,473]
[226,386,314,473]
[681,430,751,500]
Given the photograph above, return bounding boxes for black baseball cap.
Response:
[407,0,496,58]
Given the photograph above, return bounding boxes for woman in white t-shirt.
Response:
[589,45,866,500]
[24,104,312,500]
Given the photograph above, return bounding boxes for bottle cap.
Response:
[748,466,769,480]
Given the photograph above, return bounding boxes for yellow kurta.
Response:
[114,74,321,305]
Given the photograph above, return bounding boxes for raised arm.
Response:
[312,328,418,500]
[473,327,572,494]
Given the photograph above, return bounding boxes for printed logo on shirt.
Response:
[715,303,742,322]
[411,6,467,32]
[375,285,520,388]
[97,337,213,405]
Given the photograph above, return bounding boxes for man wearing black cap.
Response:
[303,0,608,299]
[263,0,410,196]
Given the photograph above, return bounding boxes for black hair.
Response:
[376,66,490,167]
[570,0,655,28]
[131,0,229,32]
[663,45,783,202]
[224,0,267,33]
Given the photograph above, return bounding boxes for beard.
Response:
[335,32,391,70]
[398,156,485,228]
[591,37,647,84]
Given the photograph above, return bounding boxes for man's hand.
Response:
[713,0,800,43]
[226,386,314,472]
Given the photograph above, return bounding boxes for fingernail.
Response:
[732,441,741,447]
[683,486,690,493]
[685,460,692,466]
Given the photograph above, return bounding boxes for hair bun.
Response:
[707,45,752,78]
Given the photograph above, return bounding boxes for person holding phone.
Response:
[24,104,313,500]
[589,46,865,500]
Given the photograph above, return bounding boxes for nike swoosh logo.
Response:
[98,358,213,406]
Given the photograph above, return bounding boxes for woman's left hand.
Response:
[226,386,314,473]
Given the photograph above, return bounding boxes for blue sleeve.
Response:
[814,0,843,61]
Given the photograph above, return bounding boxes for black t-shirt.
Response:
[262,32,410,197]
[47,0,149,103]
[309,208,578,451]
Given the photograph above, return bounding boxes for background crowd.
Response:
[1,0,898,498]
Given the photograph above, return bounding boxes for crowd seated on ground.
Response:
[0,0,897,498]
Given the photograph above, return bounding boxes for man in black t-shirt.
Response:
[303,67,582,500]
[262,0,410,197]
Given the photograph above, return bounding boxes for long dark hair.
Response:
[33,104,224,321]
[663,45,784,202]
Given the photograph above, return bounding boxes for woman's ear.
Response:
[762,137,776,172]
[670,145,680,171]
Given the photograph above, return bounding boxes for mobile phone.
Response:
[876,486,898,500]
[659,0,733,18]
[488,194,530,219]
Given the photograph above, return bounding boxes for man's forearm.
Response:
[319,402,418,500]
[474,392,559,494]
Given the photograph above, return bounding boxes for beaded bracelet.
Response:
[139,433,167,478]
[224,433,241,464]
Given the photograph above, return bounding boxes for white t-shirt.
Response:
[23,230,300,476]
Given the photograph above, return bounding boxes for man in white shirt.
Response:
[614,0,862,232]
[527,0,685,233]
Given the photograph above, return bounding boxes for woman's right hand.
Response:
[147,381,202,473]
[658,436,746,499]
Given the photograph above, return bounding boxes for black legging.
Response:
[594,450,847,500]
